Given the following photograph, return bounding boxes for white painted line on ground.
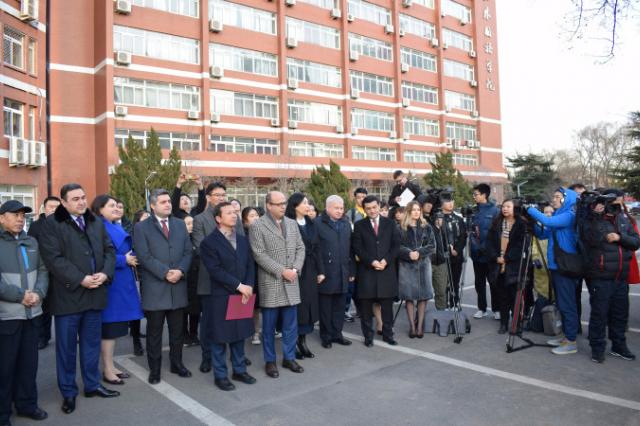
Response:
[114,355,234,426]
[341,331,640,412]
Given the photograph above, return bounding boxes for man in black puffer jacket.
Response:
[580,189,640,363]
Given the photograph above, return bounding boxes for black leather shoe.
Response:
[199,358,212,373]
[17,407,48,421]
[364,338,374,347]
[383,338,398,346]
[295,348,304,360]
[332,337,352,346]
[299,336,315,358]
[103,375,124,385]
[170,364,192,377]
[84,386,120,398]
[148,372,160,385]
[591,351,605,363]
[61,397,76,414]
[282,359,304,373]
[232,372,257,384]
[265,362,279,378]
[610,346,636,361]
[214,377,236,391]
[321,341,332,349]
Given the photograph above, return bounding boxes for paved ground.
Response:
[12,262,640,426]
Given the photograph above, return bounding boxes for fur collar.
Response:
[53,204,96,223]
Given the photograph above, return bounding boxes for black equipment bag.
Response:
[552,231,583,278]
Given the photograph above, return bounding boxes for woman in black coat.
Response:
[485,200,530,334]
[285,193,322,360]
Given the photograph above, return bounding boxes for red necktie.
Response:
[372,219,378,236]
[161,220,170,239]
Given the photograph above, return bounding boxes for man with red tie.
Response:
[352,195,401,347]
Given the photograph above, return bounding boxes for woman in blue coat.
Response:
[91,195,143,385]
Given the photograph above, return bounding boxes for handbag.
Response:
[551,231,583,278]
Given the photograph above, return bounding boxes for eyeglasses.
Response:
[211,192,226,198]
[269,202,287,207]
[472,192,481,197]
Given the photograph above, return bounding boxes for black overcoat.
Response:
[296,217,321,325]
[316,213,354,295]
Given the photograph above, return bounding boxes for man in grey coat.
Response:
[249,191,305,378]
[133,189,193,385]
[192,181,244,373]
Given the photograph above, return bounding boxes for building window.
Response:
[445,90,476,112]
[210,0,276,35]
[404,150,436,163]
[403,116,439,137]
[226,185,271,209]
[399,14,435,39]
[209,135,280,155]
[402,81,438,105]
[351,108,395,132]
[211,89,278,119]
[210,44,277,77]
[27,38,36,75]
[347,0,391,26]
[411,0,434,7]
[443,59,474,81]
[115,129,202,151]
[446,122,477,143]
[442,28,473,52]
[3,26,24,69]
[113,26,199,64]
[289,141,344,158]
[132,0,199,17]
[113,77,201,111]
[442,0,471,23]
[453,153,478,166]
[350,71,393,97]
[0,185,35,210]
[298,0,335,9]
[288,100,342,126]
[28,106,36,140]
[287,58,341,88]
[3,99,23,138]
[352,145,396,161]
[286,17,340,49]
[400,47,436,72]
[348,33,392,62]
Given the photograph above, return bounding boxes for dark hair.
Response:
[362,195,380,207]
[353,187,368,196]
[380,201,388,209]
[179,194,191,202]
[43,196,61,206]
[308,199,317,211]
[173,210,189,220]
[60,183,83,201]
[90,194,116,216]
[389,206,405,220]
[255,206,265,216]
[241,206,258,225]
[212,201,233,220]
[112,196,124,206]
[490,198,525,231]
[205,181,226,195]
[133,210,150,224]
[392,170,404,179]
[473,183,491,198]
[569,183,586,191]
[285,192,306,219]
[229,198,241,208]
[149,188,170,205]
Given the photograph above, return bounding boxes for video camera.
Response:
[425,187,454,213]
[511,196,545,216]
[578,190,620,217]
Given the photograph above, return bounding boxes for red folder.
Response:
[225,294,256,320]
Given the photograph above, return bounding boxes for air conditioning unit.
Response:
[209,19,223,32]
[350,88,360,99]
[331,8,341,19]
[400,62,409,73]
[384,24,394,34]
[336,124,344,133]
[210,65,224,78]
[442,42,449,50]
[187,110,199,120]
[285,0,296,6]
[389,131,397,139]
[349,50,359,62]
[398,29,405,37]
[115,51,132,66]
[19,0,38,21]
[469,50,477,58]
[9,138,28,166]
[347,14,355,22]
[287,78,299,90]
[401,97,410,108]
[430,38,439,48]
[467,140,478,148]
[28,141,45,168]
[351,127,359,136]
[270,118,280,127]
[471,110,479,118]
[114,105,128,117]
[288,120,298,129]
[115,0,132,14]
[470,80,478,87]
[460,18,469,26]
[286,37,298,48]
[402,0,412,7]
[210,112,221,123]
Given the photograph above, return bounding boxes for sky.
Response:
[496,0,640,156]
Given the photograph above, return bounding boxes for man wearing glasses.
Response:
[389,170,422,207]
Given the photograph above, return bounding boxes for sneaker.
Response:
[609,346,636,361]
[551,341,577,355]
[275,332,282,339]
[546,336,566,347]
[591,351,605,363]
[473,310,488,319]
[493,312,501,320]
[251,333,261,345]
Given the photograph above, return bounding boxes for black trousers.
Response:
[319,293,346,343]
[588,278,629,353]
[0,318,40,423]
[360,298,393,340]
[145,309,184,372]
[496,274,518,327]
[38,311,52,345]
[473,261,497,312]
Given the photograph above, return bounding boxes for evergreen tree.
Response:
[111,128,182,217]
[613,112,640,197]
[305,160,353,211]
[423,152,473,207]
[507,153,560,200]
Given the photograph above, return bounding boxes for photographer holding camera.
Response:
[580,189,640,363]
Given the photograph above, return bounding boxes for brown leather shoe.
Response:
[282,359,304,373]
[265,362,279,378]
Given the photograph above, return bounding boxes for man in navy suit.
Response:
[199,202,256,391]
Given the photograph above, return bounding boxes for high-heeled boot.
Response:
[299,334,314,358]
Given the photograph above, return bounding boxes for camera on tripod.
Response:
[425,187,454,214]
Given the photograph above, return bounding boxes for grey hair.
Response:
[149,188,170,206]
[325,195,344,208]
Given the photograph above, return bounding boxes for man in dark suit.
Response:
[352,195,401,347]
[133,189,193,385]
[39,184,119,415]
[199,202,256,391]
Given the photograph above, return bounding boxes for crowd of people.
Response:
[0,171,638,425]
